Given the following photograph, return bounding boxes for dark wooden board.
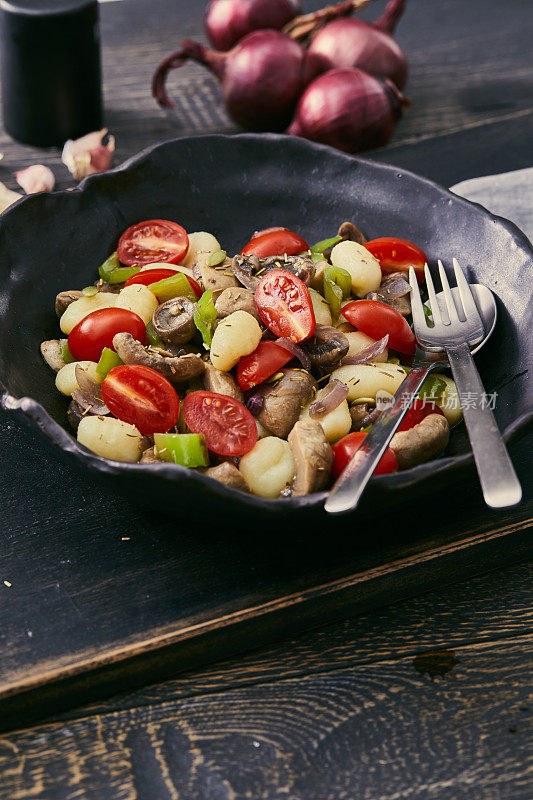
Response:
[1,556,531,800]
[0,0,532,737]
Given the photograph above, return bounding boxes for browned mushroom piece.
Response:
[139,446,159,464]
[205,461,250,492]
[390,414,450,469]
[338,221,367,245]
[112,332,205,384]
[94,281,122,294]
[288,419,333,496]
[302,325,349,376]
[67,399,85,431]
[257,368,317,439]
[231,254,261,291]
[215,286,260,321]
[55,290,83,317]
[40,340,66,372]
[203,362,244,403]
[152,297,196,345]
[198,262,238,299]
[349,403,371,431]
[258,254,316,286]
[367,272,412,316]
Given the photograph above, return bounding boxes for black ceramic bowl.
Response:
[0,134,531,522]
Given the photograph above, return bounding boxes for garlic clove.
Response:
[62,129,115,181]
[15,164,55,193]
[0,182,23,213]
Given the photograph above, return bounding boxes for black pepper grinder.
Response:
[0,0,103,147]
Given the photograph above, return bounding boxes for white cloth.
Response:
[451,168,533,242]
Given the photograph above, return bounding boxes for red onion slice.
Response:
[73,364,110,416]
[309,378,348,419]
[246,392,265,416]
[361,406,382,428]
[341,335,389,366]
[275,338,311,371]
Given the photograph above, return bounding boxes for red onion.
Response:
[287,68,408,153]
[341,335,389,365]
[275,337,311,371]
[206,0,301,51]
[246,391,265,415]
[153,31,307,131]
[361,405,382,428]
[307,0,408,89]
[309,379,348,419]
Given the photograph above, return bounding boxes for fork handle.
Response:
[325,365,435,515]
[446,342,522,508]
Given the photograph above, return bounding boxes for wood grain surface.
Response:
[0,0,531,796]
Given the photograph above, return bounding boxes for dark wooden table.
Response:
[0,0,531,797]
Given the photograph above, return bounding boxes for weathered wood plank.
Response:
[0,637,531,800]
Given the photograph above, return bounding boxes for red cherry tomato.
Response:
[241,227,309,257]
[332,432,398,480]
[124,268,202,298]
[398,398,445,431]
[341,299,416,355]
[117,219,189,266]
[68,307,146,362]
[236,341,293,391]
[364,237,428,283]
[255,269,316,343]
[183,391,257,457]
[101,365,180,436]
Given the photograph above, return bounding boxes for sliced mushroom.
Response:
[367,272,412,316]
[139,446,159,464]
[231,254,261,291]
[152,297,196,345]
[95,281,122,294]
[55,290,83,317]
[215,286,260,321]
[203,363,244,402]
[257,368,317,439]
[338,221,367,245]
[390,414,450,469]
[258,254,315,286]
[288,419,333,496]
[205,461,250,492]
[40,340,66,372]
[67,399,85,431]
[350,403,371,431]
[113,332,205,384]
[302,325,349,376]
[198,262,238,299]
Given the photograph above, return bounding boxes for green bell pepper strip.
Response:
[154,433,209,468]
[207,249,227,267]
[418,374,446,401]
[96,348,123,378]
[311,235,342,254]
[107,266,141,284]
[193,290,217,348]
[323,264,352,318]
[148,272,197,303]
[146,321,163,347]
[59,339,75,364]
[98,252,120,282]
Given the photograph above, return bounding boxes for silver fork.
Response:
[325,260,521,514]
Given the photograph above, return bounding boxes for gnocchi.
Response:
[114,283,159,324]
[60,292,116,334]
[345,331,389,363]
[55,361,102,396]
[332,362,408,401]
[239,437,295,498]
[330,240,382,297]
[180,231,221,271]
[77,416,143,462]
[300,385,352,443]
[308,287,333,326]
[210,310,262,371]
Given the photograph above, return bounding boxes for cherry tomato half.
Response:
[241,227,309,257]
[332,432,398,480]
[183,391,257,457]
[68,307,146,362]
[255,269,316,343]
[236,341,293,391]
[364,237,428,283]
[117,219,189,266]
[341,299,416,355]
[398,398,445,431]
[101,365,180,436]
[124,268,202,298]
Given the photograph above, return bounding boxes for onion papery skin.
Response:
[287,68,407,153]
[308,17,408,90]
[153,32,307,132]
[206,0,301,52]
